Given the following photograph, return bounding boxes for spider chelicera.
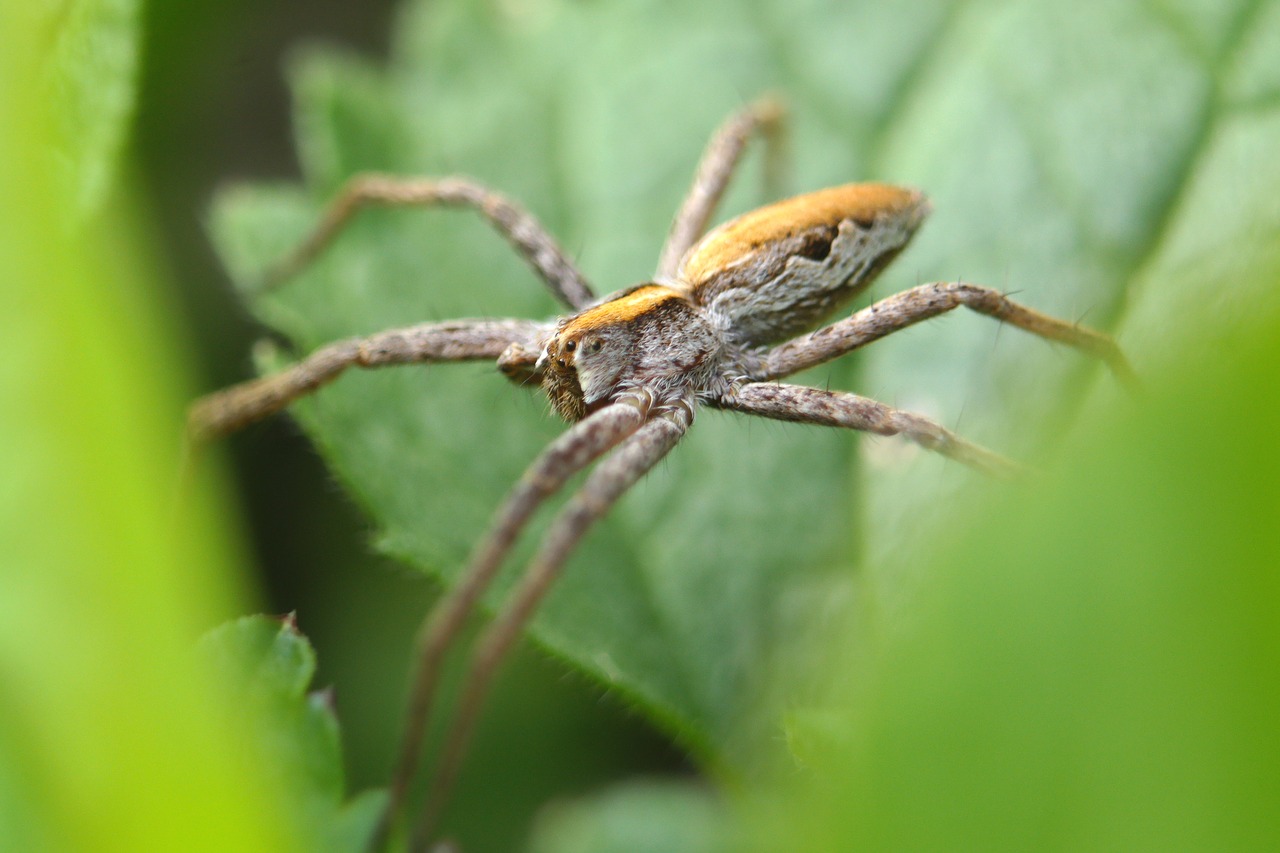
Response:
[190,97,1133,849]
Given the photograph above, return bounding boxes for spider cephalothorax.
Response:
[189,97,1134,851]
[540,283,724,421]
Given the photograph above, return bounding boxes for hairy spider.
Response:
[189,97,1133,850]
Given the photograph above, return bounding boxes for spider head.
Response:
[539,284,719,421]
[540,311,631,422]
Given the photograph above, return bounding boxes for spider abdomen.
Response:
[676,184,930,345]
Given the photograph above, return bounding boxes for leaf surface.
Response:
[40,0,141,216]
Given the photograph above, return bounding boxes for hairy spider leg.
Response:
[368,395,653,851]
[412,404,692,850]
[187,319,547,440]
[756,281,1137,388]
[657,96,787,279]
[257,174,595,310]
[712,383,1021,476]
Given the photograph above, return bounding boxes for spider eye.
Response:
[564,339,577,353]
[589,339,604,352]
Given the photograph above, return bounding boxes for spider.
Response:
[189,97,1134,850]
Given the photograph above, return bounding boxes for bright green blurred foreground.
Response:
[756,296,1280,852]
[0,4,292,850]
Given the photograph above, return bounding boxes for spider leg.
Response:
[712,382,1020,476]
[755,281,1137,389]
[656,95,787,279]
[258,174,595,309]
[187,318,548,440]
[368,394,662,851]
[408,402,693,850]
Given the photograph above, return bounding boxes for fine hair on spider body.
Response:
[189,96,1134,851]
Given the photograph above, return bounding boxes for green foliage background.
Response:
[1,2,293,850]
[3,0,1278,851]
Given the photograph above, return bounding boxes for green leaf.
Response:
[200,615,380,852]
[0,6,295,849]
[38,0,142,217]
[208,0,1280,780]
[200,617,340,797]
[528,781,729,853]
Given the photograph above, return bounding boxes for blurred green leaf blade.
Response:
[764,262,1280,850]
[529,781,729,853]
[2,3,301,848]
[40,0,141,216]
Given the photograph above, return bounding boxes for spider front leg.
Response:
[410,403,693,851]
[187,319,548,440]
[657,95,787,279]
[368,393,662,851]
[756,281,1137,388]
[713,383,1020,476]
[258,174,595,310]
